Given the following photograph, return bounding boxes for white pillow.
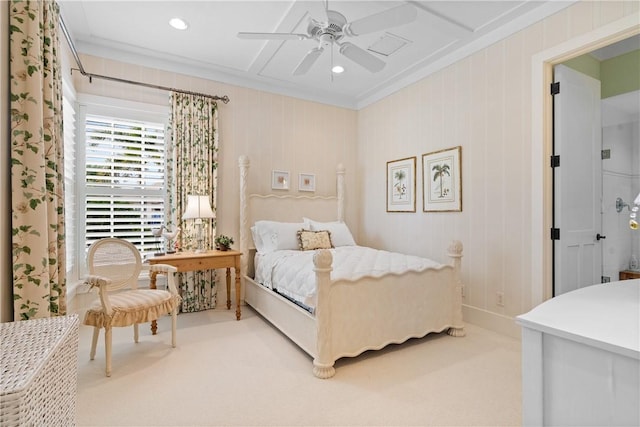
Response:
[253,220,307,252]
[303,218,356,247]
[250,226,266,252]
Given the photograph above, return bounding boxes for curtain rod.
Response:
[58,15,230,104]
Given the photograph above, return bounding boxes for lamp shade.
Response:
[182,195,215,220]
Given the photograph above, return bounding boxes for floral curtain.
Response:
[167,93,219,312]
[9,0,66,319]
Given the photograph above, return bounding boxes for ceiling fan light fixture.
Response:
[332,65,344,74]
[239,2,414,76]
[169,17,189,31]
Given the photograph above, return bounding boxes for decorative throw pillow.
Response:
[297,230,333,251]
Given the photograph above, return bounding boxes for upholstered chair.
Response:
[83,238,181,376]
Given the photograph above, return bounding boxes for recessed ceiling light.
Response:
[332,65,344,74]
[169,17,189,30]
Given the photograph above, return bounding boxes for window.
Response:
[62,83,77,282]
[76,96,168,275]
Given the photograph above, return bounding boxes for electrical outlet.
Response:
[496,291,505,307]
[461,285,466,298]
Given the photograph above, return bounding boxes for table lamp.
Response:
[182,194,215,253]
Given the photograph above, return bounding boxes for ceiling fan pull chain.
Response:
[330,43,334,83]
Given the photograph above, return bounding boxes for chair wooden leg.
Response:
[90,327,100,360]
[171,310,177,348]
[104,326,112,377]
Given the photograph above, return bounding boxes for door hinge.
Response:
[550,155,560,168]
[551,82,560,95]
[551,228,560,240]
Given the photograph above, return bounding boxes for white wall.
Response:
[632,121,640,257]
[602,121,640,279]
[357,1,640,336]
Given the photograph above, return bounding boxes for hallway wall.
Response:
[602,120,640,280]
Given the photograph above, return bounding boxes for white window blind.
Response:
[63,95,76,281]
[84,114,165,258]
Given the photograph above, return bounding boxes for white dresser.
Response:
[517,281,639,426]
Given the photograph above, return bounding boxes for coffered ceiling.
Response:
[58,0,577,109]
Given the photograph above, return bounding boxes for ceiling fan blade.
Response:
[320,0,330,23]
[237,32,309,41]
[344,3,417,36]
[339,42,385,73]
[293,47,324,76]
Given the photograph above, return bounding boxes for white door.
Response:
[553,64,602,296]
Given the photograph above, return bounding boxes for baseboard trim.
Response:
[462,305,521,339]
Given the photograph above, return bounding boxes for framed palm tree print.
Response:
[422,146,462,212]
[386,156,416,212]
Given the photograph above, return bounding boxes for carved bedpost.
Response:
[446,240,465,337]
[239,156,250,290]
[312,249,335,379]
[336,164,345,222]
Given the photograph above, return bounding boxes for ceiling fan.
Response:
[237,2,417,76]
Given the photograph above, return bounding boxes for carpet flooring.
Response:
[75,306,522,426]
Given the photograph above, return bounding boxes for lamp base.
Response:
[194,223,206,253]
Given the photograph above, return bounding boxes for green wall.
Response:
[562,48,639,98]
[563,54,601,80]
[601,50,640,98]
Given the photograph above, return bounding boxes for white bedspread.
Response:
[254,246,441,310]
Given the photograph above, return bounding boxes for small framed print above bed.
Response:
[386,156,416,212]
[272,170,290,190]
[298,173,315,192]
[422,146,462,212]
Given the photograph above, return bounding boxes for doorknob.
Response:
[596,233,606,241]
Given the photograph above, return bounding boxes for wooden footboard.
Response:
[243,240,464,379]
[311,241,464,378]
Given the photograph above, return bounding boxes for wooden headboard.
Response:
[238,156,345,278]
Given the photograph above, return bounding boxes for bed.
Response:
[238,156,464,378]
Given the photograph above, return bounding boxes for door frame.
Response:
[531,12,639,307]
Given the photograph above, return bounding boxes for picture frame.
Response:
[298,173,316,192]
[271,170,290,190]
[422,146,462,212]
[386,156,416,212]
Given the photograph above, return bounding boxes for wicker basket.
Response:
[0,315,80,426]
